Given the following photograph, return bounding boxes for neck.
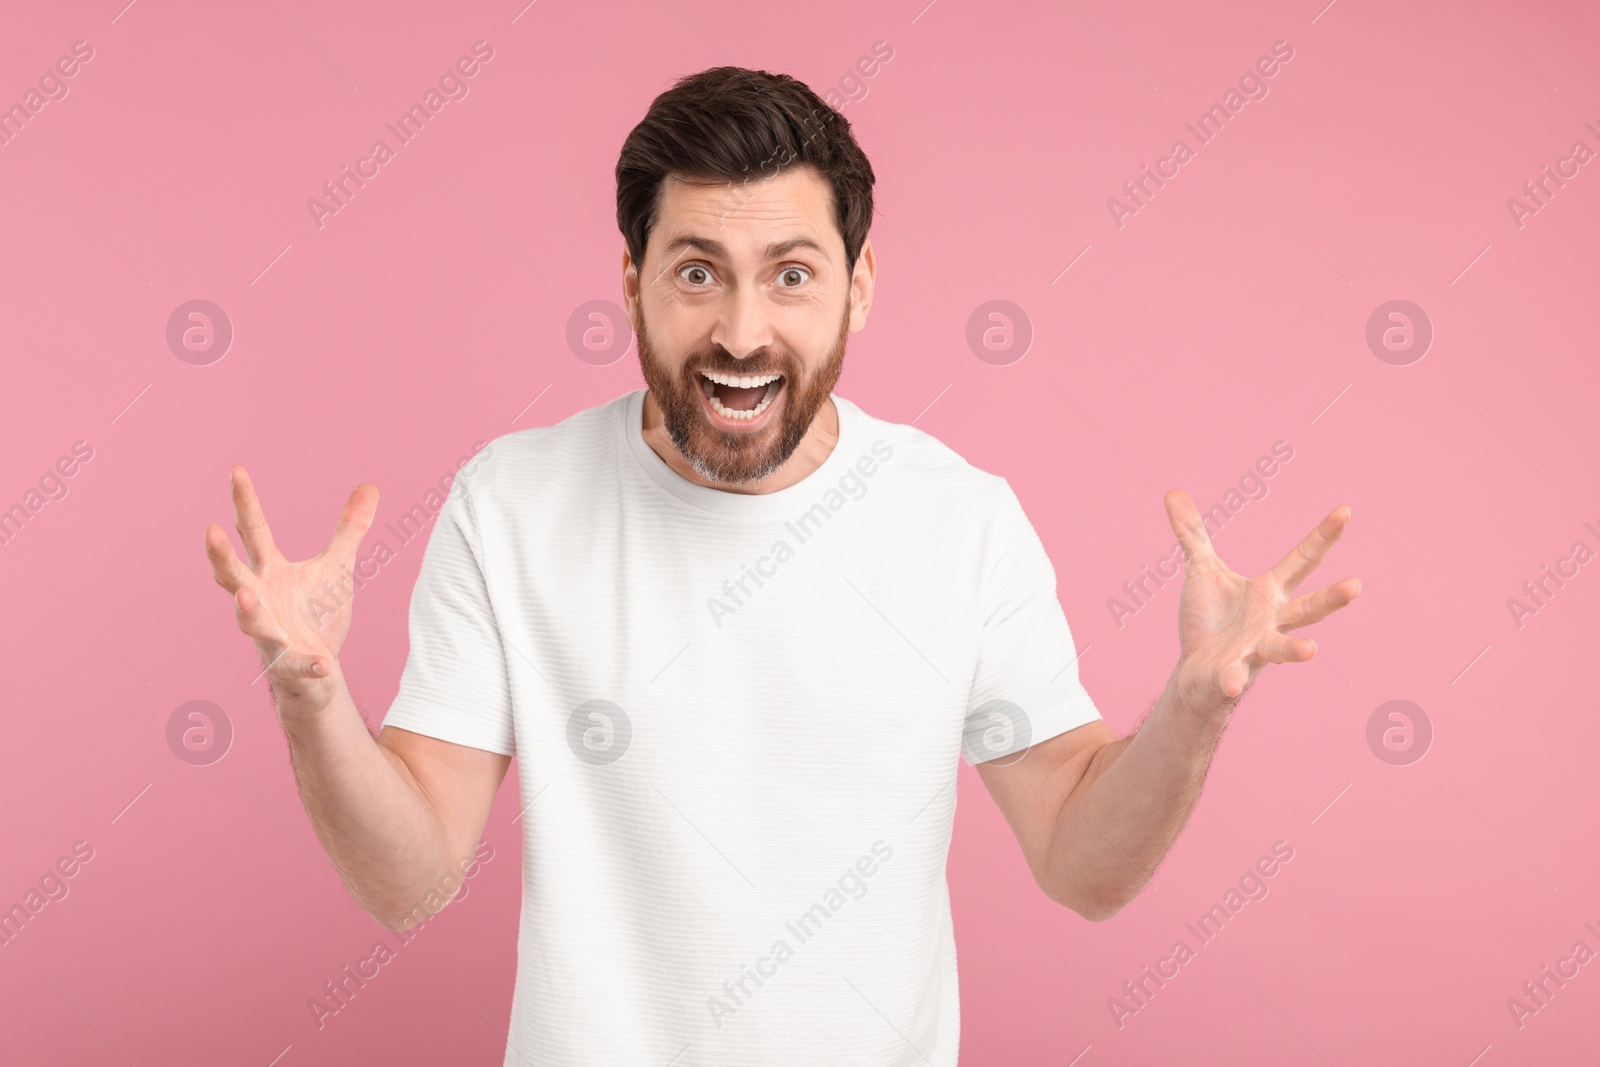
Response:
[640,390,839,495]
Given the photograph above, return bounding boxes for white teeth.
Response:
[707,378,782,421]
[700,370,782,388]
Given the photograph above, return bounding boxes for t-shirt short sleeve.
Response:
[961,481,1101,766]
[380,480,516,757]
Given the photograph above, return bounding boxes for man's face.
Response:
[628,165,864,485]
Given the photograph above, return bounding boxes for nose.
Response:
[709,282,775,363]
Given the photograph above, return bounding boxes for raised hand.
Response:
[1163,489,1361,719]
[204,465,379,714]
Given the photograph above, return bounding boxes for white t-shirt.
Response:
[382,388,1101,1066]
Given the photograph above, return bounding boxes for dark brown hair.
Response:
[615,66,876,277]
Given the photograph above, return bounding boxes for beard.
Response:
[636,299,850,485]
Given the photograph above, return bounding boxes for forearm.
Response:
[276,670,460,930]
[1040,662,1229,919]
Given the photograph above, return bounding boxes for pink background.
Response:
[2,0,1597,1063]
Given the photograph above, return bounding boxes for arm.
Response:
[206,465,509,931]
[280,679,510,931]
[976,668,1222,920]
[978,489,1361,920]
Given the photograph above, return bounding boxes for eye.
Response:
[777,266,810,288]
[678,264,715,287]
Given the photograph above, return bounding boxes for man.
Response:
[205,66,1359,1065]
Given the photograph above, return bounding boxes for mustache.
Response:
[688,361,787,377]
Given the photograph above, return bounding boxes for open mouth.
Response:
[698,370,785,423]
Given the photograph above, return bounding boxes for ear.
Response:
[848,237,877,333]
[621,247,640,332]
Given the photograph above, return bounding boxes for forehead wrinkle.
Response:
[680,201,816,234]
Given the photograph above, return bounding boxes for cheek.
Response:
[645,323,719,384]
[787,323,846,378]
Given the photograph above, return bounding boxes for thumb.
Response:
[1164,489,1216,572]
[324,482,379,561]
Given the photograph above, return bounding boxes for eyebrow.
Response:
[658,234,828,262]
